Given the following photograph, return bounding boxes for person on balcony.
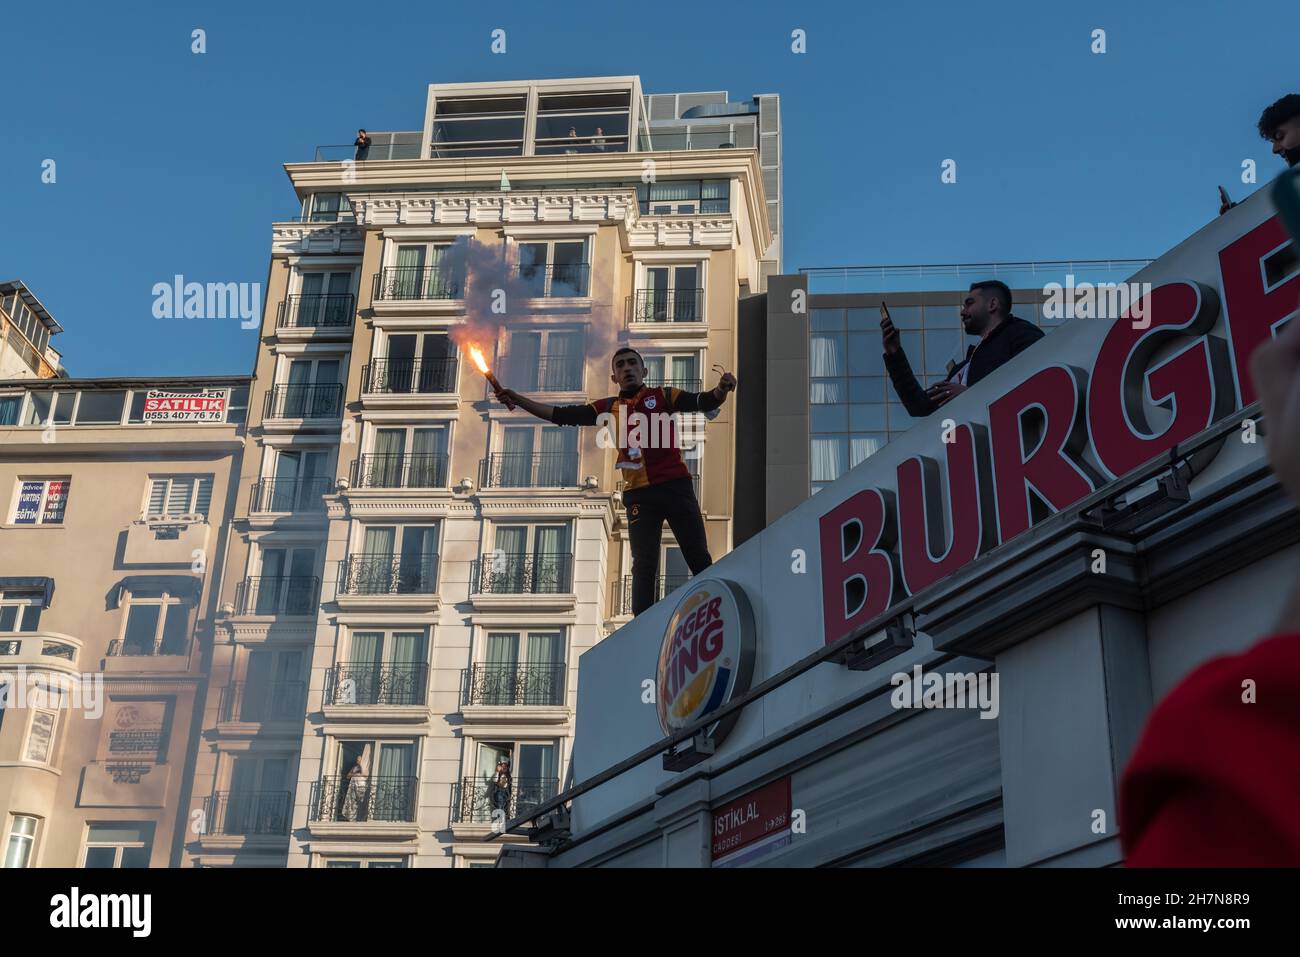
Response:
[494,346,736,615]
[340,757,367,821]
[353,129,371,162]
[490,757,512,815]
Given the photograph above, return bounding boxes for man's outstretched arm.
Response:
[496,388,598,425]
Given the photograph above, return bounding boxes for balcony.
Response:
[474,554,573,595]
[123,516,211,564]
[480,453,579,489]
[201,791,292,837]
[277,294,354,330]
[0,633,81,674]
[611,575,690,617]
[106,635,190,657]
[249,478,332,514]
[218,680,307,724]
[351,454,448,490]
[363,358,458,395]
[234,576,320,617]
[461,663,566,708]
[645,377,702,392]
[336,555,438,596]
[372,267,465,302]
[263,383,343,420]
[512,263,589,299]
[313,132,422,163]
[324,663,429,707]
[626,288,704,325]
[497,355,584,394]
[450,777,558,825]
[311,775,417,823]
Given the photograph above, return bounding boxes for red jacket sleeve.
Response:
[1118,631,1300,866]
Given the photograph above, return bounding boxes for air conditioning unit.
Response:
[143,513,204,526]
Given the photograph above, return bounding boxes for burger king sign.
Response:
[656,579,756,761]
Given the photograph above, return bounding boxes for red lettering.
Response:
[699,620,724,662]
[897,424,994,594]
[1087,282,1232,479]
[1219,216,1300,406]
[818,487,898,646]
[988,365,1096,542]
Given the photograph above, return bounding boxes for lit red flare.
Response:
[465,343,514,410]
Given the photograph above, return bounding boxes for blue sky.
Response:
[1,0,1296,378]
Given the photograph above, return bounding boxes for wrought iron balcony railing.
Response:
[473,553,573,595]
[218,680,307,723]
[626,288,705,324]
[497,355,584,393]
[512,262,589,298]
[450,776,559,824]
[372,267,465,301]
[336,555,438,595]
[461,663,566,707]
[612,574,691,616]
[277,294,355,329]
[480,452,579,488]
[235,576,320,616]
[263,383,343,420]
[312,774,418,823]
[106,636,190,657]
[202,791,292,836]
[363,357,457,394]
[249,477,332,513]
[351,453,448,489]
[324,663,429,706]
[644,377,703,392]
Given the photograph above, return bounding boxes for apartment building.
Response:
[0,375,249,867]
[185,75,776,868]
[0,281,65,382]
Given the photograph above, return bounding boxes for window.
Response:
[295,271,353,326]
[430,94,527,158]
[378,331,456,391]
[533,90,631,154]
[383,244,465,300]
[275,358,342,418]
[325,858,408,868]
[636,179,729,215]
[514,240,588,298]
[464,740,559,823]
[0,589,44,633]
[3,816,38,868]
[345,526,439,594]
[505,329,583,391]
[362,427,448,488]
[11,478,70,525]
[327,740,418,822]
[72,391,127,425]
[492,424,578,487]
[643,352,701,391]
[307,193,347,222]
[81,823,153,868]
[145,475,214,519]
[117,588,191,656]
[336,630,428,705]
[477,631,565,706]
[0,395,22,426]
[640,266,702,323]
[484,524,571,593]
[24,709,58,763]
[22,391,73,426]
[254,547,318,615]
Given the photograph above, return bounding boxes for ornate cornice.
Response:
[271,222,365,257]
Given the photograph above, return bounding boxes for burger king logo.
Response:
[655,579,756,749]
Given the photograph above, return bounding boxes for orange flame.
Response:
[467,345,490,375]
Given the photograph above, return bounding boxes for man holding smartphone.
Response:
[879,281,1043,417]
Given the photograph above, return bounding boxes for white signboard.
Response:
[143,389,228,423]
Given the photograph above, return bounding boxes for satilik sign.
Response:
[820,214,1299,646]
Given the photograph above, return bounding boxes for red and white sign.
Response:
[711,777,792,865]
[820,214,1300,646]
[143,389,228,423]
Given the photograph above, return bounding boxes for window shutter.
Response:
[147,480,167,516]
[166,478,194,515]
[194,477,213,519]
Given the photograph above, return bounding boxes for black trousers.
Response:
[624,476,713,616]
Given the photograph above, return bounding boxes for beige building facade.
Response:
[185,75,776,868]
[0,375,249,867]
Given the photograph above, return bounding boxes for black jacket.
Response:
[884,315,1044,417]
